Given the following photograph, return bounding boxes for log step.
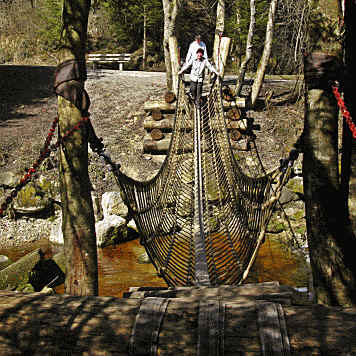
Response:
[143,117,248,132]
[143,133,249,154]
[0,288,355,355]
[143,98,246,114]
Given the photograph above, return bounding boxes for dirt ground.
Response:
[0,65,304,248]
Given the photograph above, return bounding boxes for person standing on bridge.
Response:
[178,48,219,108]
[185,34,208,63]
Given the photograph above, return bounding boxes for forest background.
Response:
[0,0,340,76]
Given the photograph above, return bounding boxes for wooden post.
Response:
[303,52,356,306]
[169,36,180,96]
[57,0,98,296]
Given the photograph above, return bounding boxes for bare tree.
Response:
[162,0,178,91]
[234,0,255,97]
[213,0,224,65]
[143,4,147,70]
[250,0,278,107]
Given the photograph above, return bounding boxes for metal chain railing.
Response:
[332,82,356,138]
[0,116,90,217]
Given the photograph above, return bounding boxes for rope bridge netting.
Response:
[112,76,294,287]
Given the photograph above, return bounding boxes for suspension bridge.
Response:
[101,75,297,287]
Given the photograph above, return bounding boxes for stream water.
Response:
[0,236,309,297]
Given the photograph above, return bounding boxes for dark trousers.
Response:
[190,81,203,105]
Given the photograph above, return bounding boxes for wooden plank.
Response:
[124,282,296,304]
[257,302,291,355]
[129,298,169,355]
[197,300,223,356]
[88,54,131,59]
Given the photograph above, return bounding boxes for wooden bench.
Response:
[87,53,131,71]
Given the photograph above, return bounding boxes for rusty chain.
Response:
[0,116,90,217]
[332,82,356,139]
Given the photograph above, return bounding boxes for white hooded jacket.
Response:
[179,56,219,83]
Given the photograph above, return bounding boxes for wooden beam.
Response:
[0,290,355,355]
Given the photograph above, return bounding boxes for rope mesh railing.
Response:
[114,76,294,287]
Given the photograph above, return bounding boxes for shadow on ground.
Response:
[0,65,56,125]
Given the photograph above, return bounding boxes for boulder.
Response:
[49,215,64,245]
[101,191,128,219]
[279,186,300,205]
[95,214,126,247]
[0,255,11,270]
[0,171,18,188]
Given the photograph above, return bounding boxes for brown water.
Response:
[0,237,309,297]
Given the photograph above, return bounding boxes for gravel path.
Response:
[0,69,168,249]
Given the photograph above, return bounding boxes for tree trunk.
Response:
[57,0,98,296]
[250,0,277,108]
[213,0,225,64]
[169,36,180,95]
[143,4,147,70]
[234,7,242,70]
[162,0,178,91]
[215,37,231,77]
[234,0,255,97]
[343,0,356,233]
[303,52,356,306]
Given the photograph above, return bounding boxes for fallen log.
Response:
[164,91,176,103]
[143,117,247,132]
[144,100,176,113]
[223,97,246,109]
[143,134,249,154]
[144,117,178,131]
[143,97,246,114]
[230,129,243,142]
[150,128,164,141]
[151,108,163,121]
[226,107,241,120]
[0,290,355,355]
[0,248,42,290]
